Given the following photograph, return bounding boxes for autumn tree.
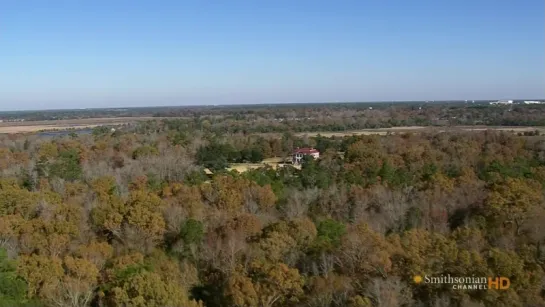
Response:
[337,223,393,279]
[484,178,544,235]
[226,261,304,307]
[100,251,201,307]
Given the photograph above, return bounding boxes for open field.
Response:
[1,116,544,136]
[0,124,108,134]
[450,126,543,132]
[0,117,158,134]
[294,126,545,137]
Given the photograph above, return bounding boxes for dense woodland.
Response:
[1,105,545,306]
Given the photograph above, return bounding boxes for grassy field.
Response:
[294,126,545,137]
[0,117,157,134]
[1,117,543,136]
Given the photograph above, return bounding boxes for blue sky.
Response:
[1,0,543,110]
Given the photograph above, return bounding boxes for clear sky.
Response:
[1,0,544,110]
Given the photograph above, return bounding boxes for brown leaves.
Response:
[64,256,100,286]
[75,241,114,270]
[306,274,354,306]
[245,183,277,213]
[91,176,118,201]
[125,191,166,241]
[17,254,100,307]
[16,254,64,298]
[101,252,202,307]
[0,183,84,257]
[0,214,25,242]
[108,270,191,307]
[338,223,393,277]
[92,189,167,249]
[37,142,59,160]
[206,176,245,213]
[0,182,39,218]
[485,178,544,235]
[225,213,263,238]
[250,261,304,307]
[257,231,297,262]
[91,197,125,233]
[227,273,259,307]
[202,175,277,216]
[162,183,205,233]
[390,229,455,278]
[227,261,304,307]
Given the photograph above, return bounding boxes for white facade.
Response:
[292,149,320,164]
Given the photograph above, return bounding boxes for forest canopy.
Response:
[1,104,545,306]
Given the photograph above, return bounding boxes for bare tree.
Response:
[282,188,319,219]
[364,277,413,307]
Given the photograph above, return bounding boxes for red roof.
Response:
[294,148,319,154]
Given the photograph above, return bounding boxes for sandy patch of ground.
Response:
[227,163,268,172]
[227,162,300,173]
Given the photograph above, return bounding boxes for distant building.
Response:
[524,100,542,104]
[490,100,513,105]
[292,148,320,164]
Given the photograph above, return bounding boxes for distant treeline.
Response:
[3,102,545,127]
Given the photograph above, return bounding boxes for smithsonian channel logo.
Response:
[413,274,510,290]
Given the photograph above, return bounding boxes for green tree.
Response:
[180,219,204,245]
[132,145,159,159]
[49,149,82,181]
[0,249,36,306]
[101,253,201,307]
[313,219,346,252]
[196,143,235,171]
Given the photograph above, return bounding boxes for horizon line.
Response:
[1,98,545,113]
